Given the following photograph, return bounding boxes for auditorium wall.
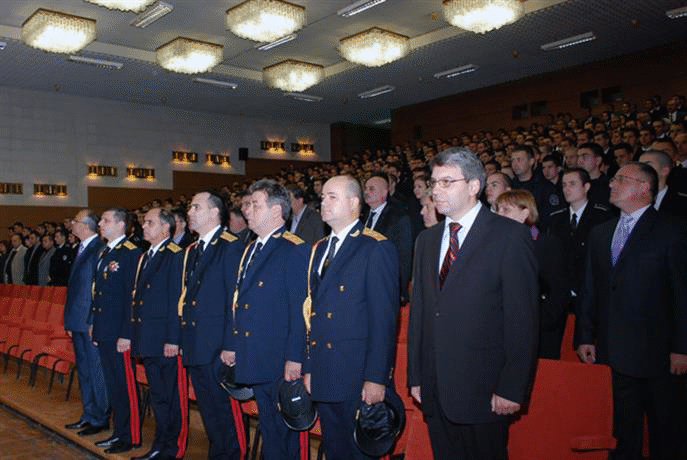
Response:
[391,43,687,144]
[0,85,331,213]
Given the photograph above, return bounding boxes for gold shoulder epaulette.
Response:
[282,232,305,245]
[363,228,387,241]
[167,242,182,253]
[123,241,137,250]
[220,231,238,242]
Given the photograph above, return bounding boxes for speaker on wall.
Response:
[238,147,248,161]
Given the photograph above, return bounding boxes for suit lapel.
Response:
[441,207,491,289]
[191,228,222,286]
[427,223,443,292]
[316,222,362,293]
[613,208,656,271]
[243,228,283,286]
[139,240,167,286]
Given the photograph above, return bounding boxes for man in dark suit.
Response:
[49,228,73,286]
[286,184,324,244]
[577,143,613,209]
[362,174,412,302]
[63,210,110,436]
[222,180,309,460]
[131,208,188,460]
[170,207,194,248]
[408,148,539,460]
[3,233,26,284]
[304,175,399,460]
[181,191,244,460]
[23,231,43,285]
[90,208,142,454]
[575,162,687,460]
[640,150,687,220]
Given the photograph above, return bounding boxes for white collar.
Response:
[199,225,222,248]
[444,201,482,235]
[80,234,98,249]
[107,235,126,249]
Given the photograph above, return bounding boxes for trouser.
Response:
[70,331,109,426]
[318,399,377,460]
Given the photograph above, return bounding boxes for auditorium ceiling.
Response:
[0,0,685,126]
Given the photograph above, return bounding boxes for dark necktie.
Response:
[321,236,339,277]
[242,241,263,279]
[570,213,578,231]
[439,223,462,289]
[143,250,152,271]
[188,240,205,278]
[97,246,111,270]
[365,211,376,229]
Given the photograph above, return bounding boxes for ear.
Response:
[583,182,591,193]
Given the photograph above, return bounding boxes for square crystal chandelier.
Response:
[442,0,524,34]
[227,0,306,43]
[263,60,324,92]
[339,27,409,67]
[21,9,96,54]
[156,37,223,74]
[85,0,156,12]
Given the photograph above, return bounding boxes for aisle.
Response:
[0,404,97,460]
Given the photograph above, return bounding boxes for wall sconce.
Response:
[127,167,156,181]
[172,151,199,164]
[87,165,118,178]
[205,153,231,168]
[0,183,23,195]
[34,184,67,197]
[291,143,315,154]
[260,141,286,154]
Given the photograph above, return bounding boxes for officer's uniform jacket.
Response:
[131,239,184,358]
[303,221,400,402]
[180,228,243,367]
[91,237,141,342]
[224,228,309,384]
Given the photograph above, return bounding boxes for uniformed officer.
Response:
[131,208,188,460]
[181,191,244,460]
[90,208,142,454]
[221,179,309,460]
[49,227,73,286]
[303,175,400,460]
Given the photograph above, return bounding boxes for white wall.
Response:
[0,86,330,207]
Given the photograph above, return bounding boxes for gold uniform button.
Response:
[146,283,151,288]
[130,318,135,323]
[244,331,251,337]
[339,285,345,292]
[191,300,197,306]
[326,342,332,349]
[139,300,144,305]
[258,280,264,287]
[233,330,239,336]
[326,312,333,319]
[311,340,317,347]
[138,318,142,323]
[244,304,249,310]
[98,308,102,312]
[181,321,187,326]
[311,311,316,317]
[191,321,196,327]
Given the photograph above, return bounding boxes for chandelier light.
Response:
[263,59,323,92]
[85,0,156,13]
[339,27,409,67]
[156,37,223,74]
[442,0,524,34]
[226,0,306,43]
[21,9,96,54]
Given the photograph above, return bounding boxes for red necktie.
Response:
[439,222,461,289]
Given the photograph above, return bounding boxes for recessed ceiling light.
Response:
[666,6,687,19]
[541,32,596,51]
[337,0,387,17]
[256,34,297,51]
[68,55,123,69]
[373,118,391,125]
[130,1,173,28]
[285,92,323,102]
[434,64,478,79]
[358,85,395,99]
[192,77,238,89]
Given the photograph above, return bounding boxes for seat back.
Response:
[508,359,615,460]
[560,313,578,362]
[50,286,68,306]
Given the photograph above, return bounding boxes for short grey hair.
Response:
[431,147,486,195]
[248,179,291,221]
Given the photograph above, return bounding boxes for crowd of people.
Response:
[1,93,686,460]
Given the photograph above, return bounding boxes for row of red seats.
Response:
[1,286,616,459]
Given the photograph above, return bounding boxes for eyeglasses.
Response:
[609,174,646,185]
[429,178,468,189]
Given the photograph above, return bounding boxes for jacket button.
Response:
[233,330,239,336]
[339,285,345,292]
[258,280,264,287]
[244,304,249,310]
[130,318,135,323]
[98,308,102,312]
[326,342,332,349]
[192,300,197,306]
[181,321,187,326]
[311,340,317,347]
[326,312,333,319]
[311,311,316,317]
[191,321,196,327]
[435,312,440,317]
[138,318,142,323]
[139,300,144,305]
[244,331,251,337]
